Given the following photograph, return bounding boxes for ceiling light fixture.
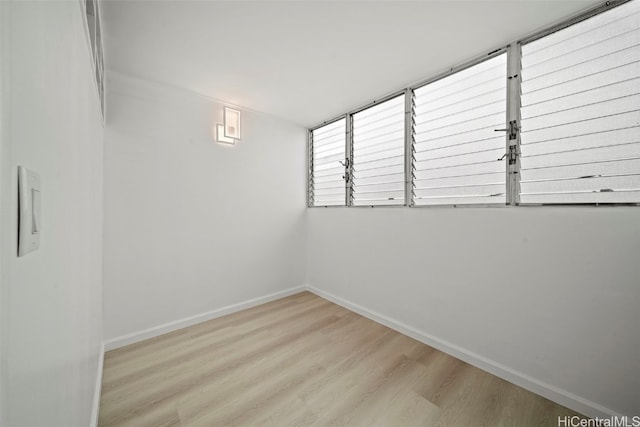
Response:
[216,124,236,145]
[223,107,241,140]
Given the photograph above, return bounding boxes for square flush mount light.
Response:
[223,107,241,140]
[216,124,236,144]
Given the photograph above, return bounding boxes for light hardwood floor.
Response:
[99,291,585,426]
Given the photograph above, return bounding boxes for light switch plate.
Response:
[18,166,41,256]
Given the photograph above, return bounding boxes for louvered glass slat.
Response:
[521,143,640,169]
[414,172,505,188]
[313,180,344,191]
[520,0,640,204]
[310,119,346,206]
[522,127,640,156]
[414,195,506,206]
[415,136,504,158]
[414,161,505,181]
[413,53,507,206]
[521,157,640,181]
[522,174,640,194]
[521,190,640,204]
[313,165,344,177]
[314,152,344,164]
[354,164,405,179]
[354,173,405,187]
[415,147,505,170]
[352,96,405,206]
[313,140,344,154]
[356,146,405,163]
[416,61,505,102]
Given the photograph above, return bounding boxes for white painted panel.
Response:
[103,73,307,342]
[308,207,640,417]
[1,1,104,425]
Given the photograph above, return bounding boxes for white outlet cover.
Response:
[18,166,41,256]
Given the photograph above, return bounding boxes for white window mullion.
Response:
[307,130,313,207]
[346,114,354,206]
[405,89,416,207]
[507,43,523,205]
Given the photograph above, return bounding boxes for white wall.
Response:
[103,73,307,343]
[308,207,640,418]
[0,1,104,426]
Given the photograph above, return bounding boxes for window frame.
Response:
[516,0,640,207]
[350,92,407,208]
[308,116,349,208]
[410,47,512,208]
[307,0,639,208]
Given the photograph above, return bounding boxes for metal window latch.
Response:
[341,157,350,182]
[498,145,518,165]
[507,144,518,165]
[494,120,519,140]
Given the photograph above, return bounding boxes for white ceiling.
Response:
[102,0,601,127]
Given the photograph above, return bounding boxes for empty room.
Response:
[1,0,639,426]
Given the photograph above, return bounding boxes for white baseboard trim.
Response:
[104,286,306,351]
[89,342,104,427]
[306,285,622,420]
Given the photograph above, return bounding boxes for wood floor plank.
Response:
[176,331,334,425]
[104,293,327,371]
[102,300,339,400]
[99,291,587,426]
[101,313,341,424]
